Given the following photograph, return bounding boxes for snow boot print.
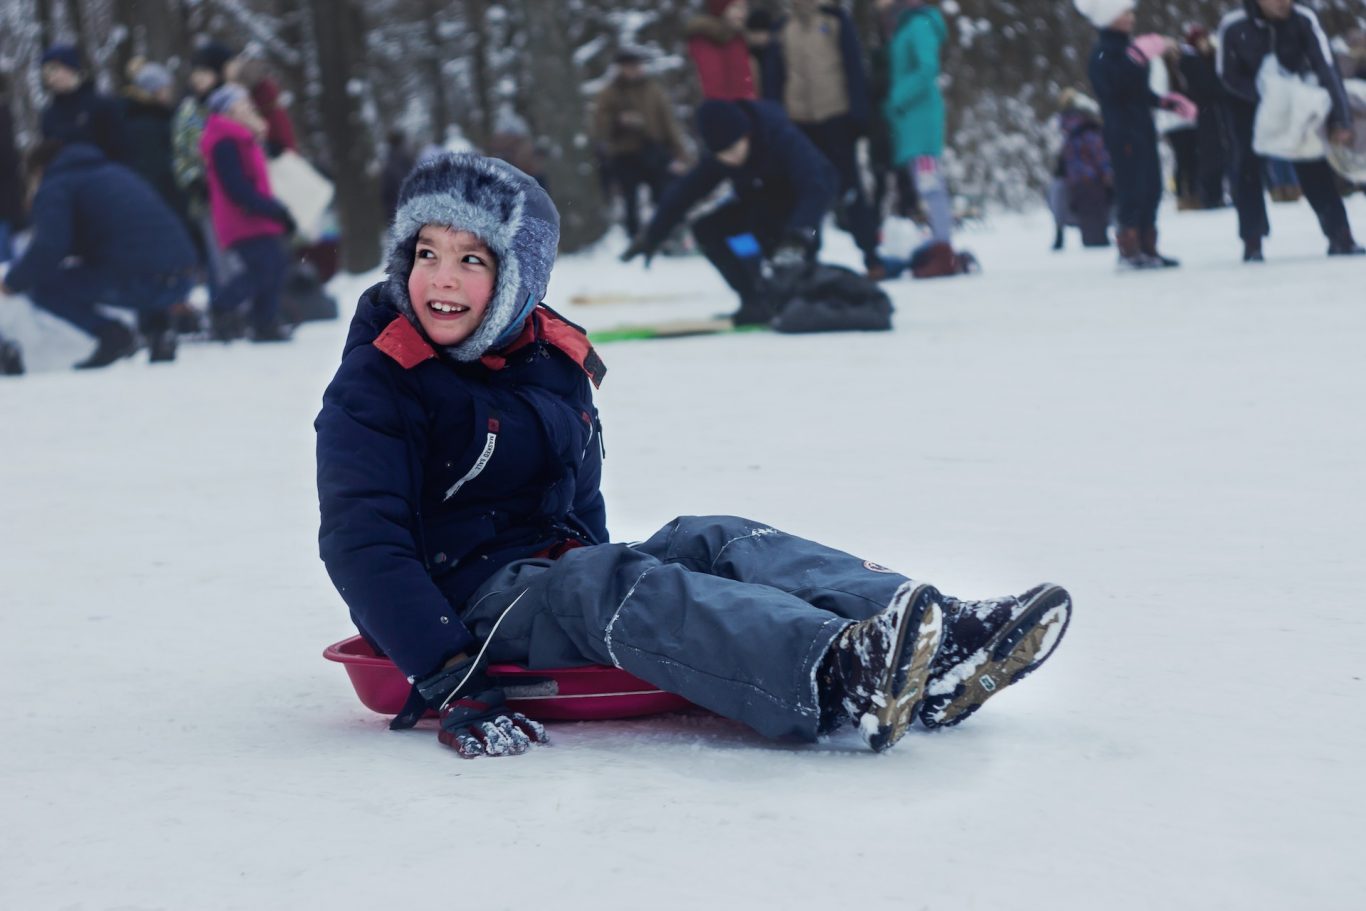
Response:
[919,584,1072,730]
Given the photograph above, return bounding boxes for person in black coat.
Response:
[620,99,837,324]
[39,45,125,163]
[121,61,188,225]
[1217,0,1362,260]
[1079,1,1190,268]
[0,142,197,368]
[0,72,24,262]
[1178,26,1230,209]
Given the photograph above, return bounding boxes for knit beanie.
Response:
[41,44,83,72]
[132,62,174,96]
[386,152,560,362]
[697,100,751,154]
[1074,0,1135,28]
[205,83,248,115]
[191,41,235,75]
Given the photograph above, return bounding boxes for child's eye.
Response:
[416,248,436,260]
[462,254,487,266]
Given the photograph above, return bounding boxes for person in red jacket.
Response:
[687,0,758,100]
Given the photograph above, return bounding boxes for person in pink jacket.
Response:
[200,84,294,341]
[687,0,758,100]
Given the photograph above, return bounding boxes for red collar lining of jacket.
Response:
[481,309,606,389]
[374,316,437,369]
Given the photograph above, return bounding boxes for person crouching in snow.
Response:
[200,84,294,342]
[1,140,196,368]
[620,98,837,326]
[1076,0,1195,269]
[1217,0,1363,261]
[315,152,1074,758]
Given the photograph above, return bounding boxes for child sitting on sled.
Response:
[314,152,1073,758]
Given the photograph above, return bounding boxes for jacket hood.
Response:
[250,77,282,110]
[686,14,741,45]
[385,152,560,363]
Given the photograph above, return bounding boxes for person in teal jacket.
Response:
[878,0,962,275]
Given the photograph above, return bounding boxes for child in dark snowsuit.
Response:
[315,152,1074,759]
[1051,90,1114,249]
[1078,0,1193,268]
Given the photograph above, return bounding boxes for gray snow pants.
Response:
[460,515,915,741]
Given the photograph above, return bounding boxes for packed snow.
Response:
[3,199,1364,910]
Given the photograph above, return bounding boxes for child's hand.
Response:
[438,689,548,758]
[417,655,549,758]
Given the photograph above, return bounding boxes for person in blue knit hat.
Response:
[315,152,1074,760]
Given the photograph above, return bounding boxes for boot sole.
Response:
[860,584,944,753]
[920,585,1072,730]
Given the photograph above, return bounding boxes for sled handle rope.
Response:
[438,589,529,711]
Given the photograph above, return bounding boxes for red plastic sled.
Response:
[323,635,693,722]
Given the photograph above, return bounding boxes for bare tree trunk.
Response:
[422,0,451,143]
[64,0,90,54]
[464,0,494,147]
[36,0,56,50]
[307,0,383,272]
[515,0,607,252]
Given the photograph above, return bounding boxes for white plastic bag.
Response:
[267,150,334,243]
[1252,55,1331,161]
[1325,79,1366,183]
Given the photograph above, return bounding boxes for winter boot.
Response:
[250,321,293,343]
[1115,228,1155,270]
[1140,227,1180,268]
[138,310,178,363]
[74,321,138,370]
[816,582,944,753]
[1242,238,1264,263]
[210,309,244,342]
[919,584,1072,730]
[0,335,24,376]
[1052,225,1064,251]
[729,294,778,327]
[1327,229,1366,257]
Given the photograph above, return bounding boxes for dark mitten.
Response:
[416,657,548,759]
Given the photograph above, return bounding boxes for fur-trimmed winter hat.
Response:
[386,152,560,362]
[1074,0,1135,28]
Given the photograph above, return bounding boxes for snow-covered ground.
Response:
[3,200,1364,910]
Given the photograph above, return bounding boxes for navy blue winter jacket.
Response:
[643,100,837,249]
[5,143,197,295]
[1217,0,1352,130]
[761,6,872,131]
[41,82,125,162]
[315,283,609,679]
[1088,29,1160,155]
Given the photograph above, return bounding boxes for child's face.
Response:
[408,226,498,347]
[227,96,267,135]
[42,62,81,94]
